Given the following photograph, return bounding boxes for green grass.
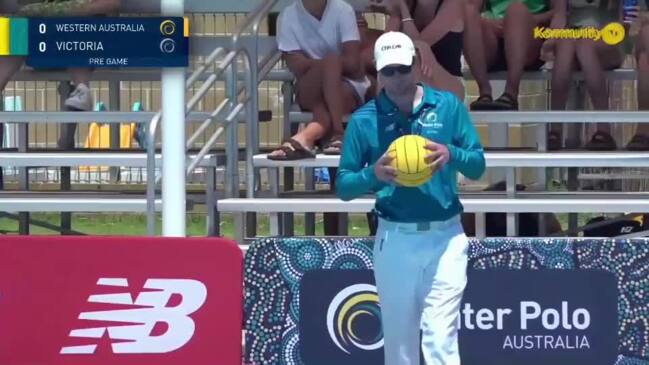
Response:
[0,212,601,238]
[0,213,372,238]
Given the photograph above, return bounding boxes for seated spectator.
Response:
[543,0,624,150]
[464,0,553,110]
[369,0,466,100]
[267,0,372,160]
[0,0,120,186]
[628,16,649,150]
[320,14,380,235]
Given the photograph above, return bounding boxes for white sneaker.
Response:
[64,83,93,111]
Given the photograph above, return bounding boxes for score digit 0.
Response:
[39,23,46,34]
[39,42,46,52]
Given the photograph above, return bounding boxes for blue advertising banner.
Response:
[300,270,383,365]
[243,238,649,365]
[460,269,618,365]
[26,17,188,68]
[299,269,618,365]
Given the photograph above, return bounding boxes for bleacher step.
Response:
[252,151,649,168]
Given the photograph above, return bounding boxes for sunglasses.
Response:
[379,64,413,77]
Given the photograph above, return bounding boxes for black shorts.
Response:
[488,37,544,72]
[431,31,463,77]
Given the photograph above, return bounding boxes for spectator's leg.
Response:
[576,38,622,150]
[463,3,501,104]
[268,63,329,158]
[268,60,359,158]
[58,68,94,149]
[628,22,649,150]
[551,39,577,109]
[56,83,76,149]
[321,54,347,140]
[65,68,93,111]
[549,39,577,149]
[502,2,546,100]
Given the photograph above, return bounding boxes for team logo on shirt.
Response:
[418,108,443,129]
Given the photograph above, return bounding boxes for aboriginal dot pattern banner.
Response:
[243,238,649,365]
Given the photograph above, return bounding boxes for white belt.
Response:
[378,215,461,233]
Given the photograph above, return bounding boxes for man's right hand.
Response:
[374,153,398,183]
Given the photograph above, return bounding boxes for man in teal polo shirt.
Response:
[336,31,485,365]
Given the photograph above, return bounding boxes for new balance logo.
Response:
[60,278,207,355]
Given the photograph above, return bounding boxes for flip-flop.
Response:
[585,131,617,151]
[491,93,519,111]
[267,138,316,160]
[469,95,494,111]
[322,139,343,155]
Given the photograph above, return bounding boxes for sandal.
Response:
[491,93,519,111]
[585,131,617,151]
[626,134,649,151]
[267,138,316,160]
[322,138,343,155]
[469,95,494,111]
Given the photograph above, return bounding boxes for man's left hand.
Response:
[424,141,450,173]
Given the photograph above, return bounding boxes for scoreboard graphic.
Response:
[0,17,189,67]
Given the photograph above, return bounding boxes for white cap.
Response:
[374,31,416,71]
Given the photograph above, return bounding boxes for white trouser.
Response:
[374,216,469,365]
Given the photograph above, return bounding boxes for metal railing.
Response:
[144,0,281,235]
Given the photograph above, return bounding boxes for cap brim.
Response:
[376,53,414,71]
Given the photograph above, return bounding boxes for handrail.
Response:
[241,0,281,200]
[187,47,226,86]
[231,0,279,47]
[183,47,251,179]
[146,47,253,234]
[146,47,233,235]
[186,99,229,148]
[187,101,247,175]
[146,1,280,234]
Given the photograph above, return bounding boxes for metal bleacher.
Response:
[235,151,649,239]
[0,0,286,235]
[2,0,649,241]
[213,5,649,242]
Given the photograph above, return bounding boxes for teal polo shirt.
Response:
[335,84,486,223]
